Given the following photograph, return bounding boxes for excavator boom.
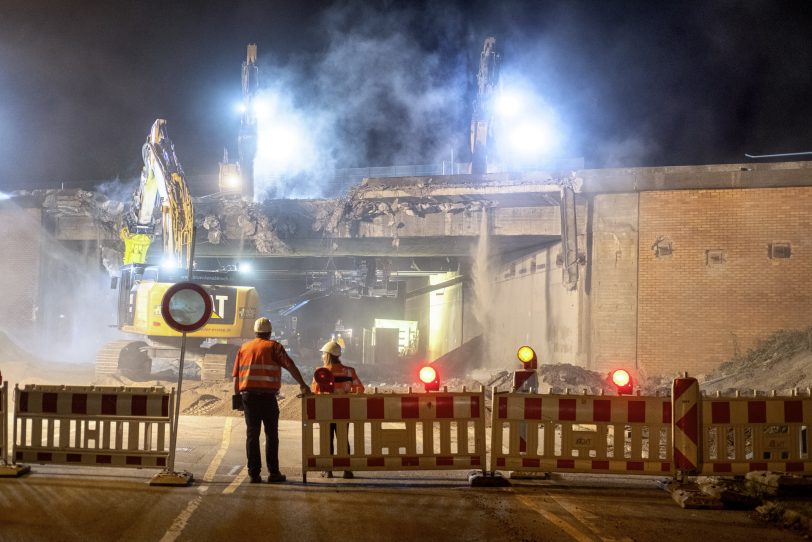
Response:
[122,119,194,268]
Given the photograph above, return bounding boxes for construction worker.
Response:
[312,340,364,479]
[233,317,311,484]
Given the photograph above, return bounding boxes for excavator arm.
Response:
[469,37,500,175]
[122,119,194,268]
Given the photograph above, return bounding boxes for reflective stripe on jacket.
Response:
[313,362,364,394]
[233,338,293,392]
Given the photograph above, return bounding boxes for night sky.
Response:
[1,0,810,195]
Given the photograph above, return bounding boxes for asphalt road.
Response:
[0,417,802,542]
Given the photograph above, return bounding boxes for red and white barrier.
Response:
[13,384,172,469]
[490,390,673,475]
[701,393,812,475]
[672,376,700,475]
[301,390,486,482]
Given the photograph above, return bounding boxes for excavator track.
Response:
[95,340,151,381]
[200,344,239,382]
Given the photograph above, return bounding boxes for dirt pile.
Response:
[703,327,812,395]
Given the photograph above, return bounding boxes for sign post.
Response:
[150,279,212,486]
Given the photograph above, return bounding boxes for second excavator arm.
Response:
[469,37,500,175]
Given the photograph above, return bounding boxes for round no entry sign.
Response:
[161,282,212,333]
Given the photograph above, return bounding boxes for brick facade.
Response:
[589,194,639,374]
[637,188,812,377]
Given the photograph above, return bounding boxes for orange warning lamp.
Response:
[419,365,440,392]
[517,345,537,369]
[314,367,335,393]
[609,369,633,395]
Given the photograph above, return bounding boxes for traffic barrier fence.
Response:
[490,389,673,475]
[301,389,486,483]
[13,384,172,469]
[700,390,811,475]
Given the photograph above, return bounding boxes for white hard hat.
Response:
[254,317,272,333]
[320,340,341,357]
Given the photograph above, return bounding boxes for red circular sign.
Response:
[161,282,213,333]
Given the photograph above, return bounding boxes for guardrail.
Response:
[301,389,486,483]
[13,384,172,469]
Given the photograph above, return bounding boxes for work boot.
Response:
[249,474,263,484]
[321,471,333,478]
[267,472,287,484]
[342,471,354,479]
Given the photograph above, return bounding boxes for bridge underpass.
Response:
[4,160,812,376]
[0,173,570,369]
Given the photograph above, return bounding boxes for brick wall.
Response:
[638,188,812,377]
[589,193,639,373]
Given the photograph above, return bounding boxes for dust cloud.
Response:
[0,198,121,369]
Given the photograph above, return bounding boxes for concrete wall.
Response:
[637,187,812,376]
[486,242,586,369]
[588,193,639,373]
[0,205,42,341]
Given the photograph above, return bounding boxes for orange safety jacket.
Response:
[233,338,294,392]
[313,362,364,394]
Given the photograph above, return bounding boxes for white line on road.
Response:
[203,417,233,482]
[544,493,633,542]
[160,496,204,542]
[227,464,243,476]
[515,493,597,542]
[161,418,234,542]
[223,467,248,494]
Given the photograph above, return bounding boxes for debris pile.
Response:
[703,327,812,395]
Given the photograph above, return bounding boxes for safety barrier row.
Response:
[301,389,486,483]
[490,389,673,475]
[13,384,172,469]
[301,378,811,482]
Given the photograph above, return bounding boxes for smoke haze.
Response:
[0,0,809,192]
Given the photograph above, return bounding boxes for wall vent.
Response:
[769,242,791,259]
[706,249,725,266]
[651,236,673,258]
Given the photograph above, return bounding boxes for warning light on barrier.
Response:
[419,365,440,392]
[609,369,633,395]
[314,367,335,393]
[517,345,537,369]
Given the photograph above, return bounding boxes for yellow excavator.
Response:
[95,119,259,382]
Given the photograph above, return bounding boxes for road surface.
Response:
[0,417,800,542]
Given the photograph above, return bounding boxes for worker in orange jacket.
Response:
[312,340,364,478]
[233,317,311,484]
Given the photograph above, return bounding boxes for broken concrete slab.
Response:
[659,479,725,509]
[696,476,761,509]
[746,470,812,498]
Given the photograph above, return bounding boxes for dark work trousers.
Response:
[329,423,351,455]
[241,391,280,477]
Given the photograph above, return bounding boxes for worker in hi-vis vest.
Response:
[233,317,311,484]
[312,340,364,479]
